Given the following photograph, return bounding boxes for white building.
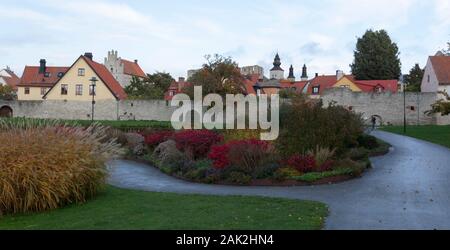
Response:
[104,50,147,88]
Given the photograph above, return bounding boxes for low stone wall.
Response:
[0,89,449,125]
[321,88,439,125]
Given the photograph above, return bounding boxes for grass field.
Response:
[381,125,450,149]
[0,186,328,230]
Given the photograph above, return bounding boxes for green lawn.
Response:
[381,125,450,149]
[0,186,328,230]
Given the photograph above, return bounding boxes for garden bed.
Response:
[126,137,390,187]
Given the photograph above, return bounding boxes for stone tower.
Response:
[301,64,308,81]
[270,53,284,80]
[104,50,127,87]
[287,65,295,82]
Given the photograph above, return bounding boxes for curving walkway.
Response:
[107,131,450,230]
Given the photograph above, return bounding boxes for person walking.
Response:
[371,116,377,130]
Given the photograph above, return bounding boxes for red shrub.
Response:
[174,130,223,160]
[208,144,230,169]
[286,154,316,173]
[144,131,174,148]
[208,139,274,172]
[317,160,334,172]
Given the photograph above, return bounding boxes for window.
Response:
[312,86,320,94]
[24,87,30,95]
[40,87,47,95]
[44,72,50,77]
[169,91,175,96]
[78,68,85,76]
[340,85,350,89]
[89,85,96,96]
[427,75,430,83]
[61,84,68,95]
[76,84,83,96]
[110,67,114,73]
[57,72,64,77]
[410,106,416,111]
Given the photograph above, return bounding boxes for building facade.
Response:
[17,59,69,101]
[43,54,127,102]
[104,50,147,88]
[421,55,450,97]
[240,65,264,80]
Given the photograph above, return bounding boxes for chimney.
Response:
[39,59,46,74]
[336,70,344,80]
[84,52,93,61]
[315,73,319,77]
[134,59,138,64]
[178,77,185,82]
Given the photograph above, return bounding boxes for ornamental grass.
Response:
[0,123,123,215]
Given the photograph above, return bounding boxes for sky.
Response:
[1,0,450,79]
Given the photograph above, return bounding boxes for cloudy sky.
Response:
[1,0,449,79]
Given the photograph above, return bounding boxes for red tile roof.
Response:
[306,75,339,95]
[164,80,191,101]
[280,80,308,92]
[121,59,146,78]
[430,56,450,85]
[83,56,127,100]
[355,80,398,93]
[1,69,20,90]
[18,66,69,87]
[244,74,260,95]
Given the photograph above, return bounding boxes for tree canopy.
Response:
[404,64,424,92]
[0,85,16,100]
[350,29,402,80]
[184,54,246,97]
[124,73,174,100]
[427,91,450,116]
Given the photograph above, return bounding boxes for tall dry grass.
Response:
[0,123,123,215]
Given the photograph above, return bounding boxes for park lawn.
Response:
[0,186,328,230]
[381,125,450,149]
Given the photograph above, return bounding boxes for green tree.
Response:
[0,85,16,100]
[427,91,450,116]
[184,54,246,97]
[350,29,402,80]
[125,73,174,100]
[404,64,424,92]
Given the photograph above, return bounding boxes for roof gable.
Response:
[43,56,127,100]
[430,56,450,85]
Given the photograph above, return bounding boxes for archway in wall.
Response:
[371,115,383,126]
[0,105,13,118]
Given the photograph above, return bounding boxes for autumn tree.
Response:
[184,54,246,97]
[427,91,450,116]
[350,29,402,80]
[0,85,16,100]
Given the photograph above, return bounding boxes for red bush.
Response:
[174,130,223,160]
[286,154,316,173]
[208,144,230,169]
[317,160,334,172]
[208,139,273,171]
[144,131,174,148]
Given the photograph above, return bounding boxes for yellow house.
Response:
[43,54,127,101]
[17,59,69,101]
[333,75,362,92]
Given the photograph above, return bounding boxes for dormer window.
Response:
[57,72,64,77]
[44,72,50,77]
[312,86,320,94]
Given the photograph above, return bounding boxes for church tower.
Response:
[287,65,295,82]
[301,64,308,81]
[270,53,284,80]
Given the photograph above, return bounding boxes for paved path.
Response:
[108,131,450,229]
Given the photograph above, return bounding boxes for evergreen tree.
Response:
[350,29,402,80]
[404,64,424,92]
